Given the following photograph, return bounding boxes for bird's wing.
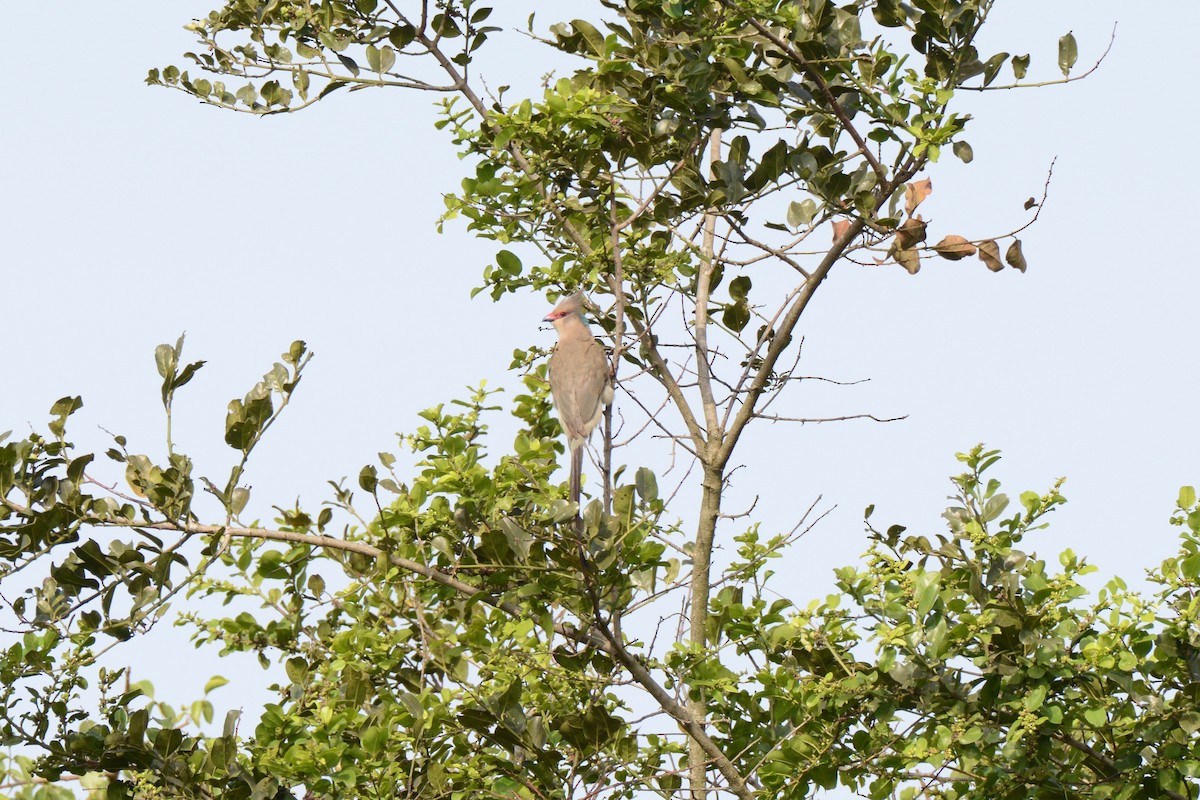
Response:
[573,338,612,435]
[549,336,611,445]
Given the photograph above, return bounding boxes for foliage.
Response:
[4,381,1200,799]
[4,2,1182,800]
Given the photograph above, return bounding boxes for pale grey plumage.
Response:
[544,292,613,502]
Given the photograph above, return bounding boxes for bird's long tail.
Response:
[569,445,583,507]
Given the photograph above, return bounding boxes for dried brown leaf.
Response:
[904,178,933,216]
[978,239,1003,272]
[933,235,977,261]
[1023,197,1037,210]
[893,244,920,275]
[1006,239,1027,272]
[831,219,851,242]
[895,215,928,250]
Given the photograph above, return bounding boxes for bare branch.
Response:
[754,412,907,424]
[722,213,811,278]
[591,616,756,800]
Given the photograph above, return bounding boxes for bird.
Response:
[544,292,614,504]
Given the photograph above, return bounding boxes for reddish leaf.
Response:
[1006,239,1027,272]
[933,235,977,261]
[904,178,932,216]
[978,240,1003,272]
[831,219,851,242]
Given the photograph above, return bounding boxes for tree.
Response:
[5,2,1195,799]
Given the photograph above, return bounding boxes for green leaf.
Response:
[359,464,378,493]
[49,396,83,438]
[496,249,522,276]
[500,517,532,560]
[635,467,658,503]
[914,571,939,616]
[952,140,973,163]
[67,453,95,483]
[981,52,1008,87]
[204,675,229,694]
[362,725,388,755]
[723,301,751,332]
[285,340,308,365]
[230,486,250,516]
[1057,32,1078,76]
[982,493,1009,521]
[318,80,348,100]
[1012,54,1030,79]
[571,19,606,56]
[389,24,416,48]
[787,199,817,228]
[155,342,178,382]
[175,360,205,391]
[337,53,360,77]
[285,657,309,684]
[1178,486,1196,509]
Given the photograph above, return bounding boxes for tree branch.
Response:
[957,25,1116,92]
[591,617,756,800]
[0,500,612,655]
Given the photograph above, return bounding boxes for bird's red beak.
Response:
[543,310,565,322]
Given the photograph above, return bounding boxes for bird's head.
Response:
[543,291,586,324]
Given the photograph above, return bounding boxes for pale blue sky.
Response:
[1,0,1195,776]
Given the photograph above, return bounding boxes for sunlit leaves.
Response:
[155,334,205,412]
[0,1,1124,798]
[1012,53,1031,79]
[1058,31,1079,76]
[224,382,273,453]
[48,396,82,440]
[365,44,396,74]
[787,198,817,228]
[982,51,1009,86]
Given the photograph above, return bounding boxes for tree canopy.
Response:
[4,2,1197,800]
